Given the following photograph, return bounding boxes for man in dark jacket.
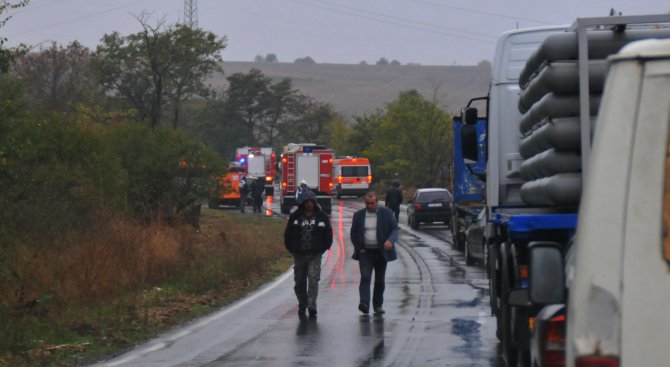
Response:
[385,181,403,222]
[251,177,265,213]
[239,176,249,213]
[350,191,399,315]
[284,191,333,317]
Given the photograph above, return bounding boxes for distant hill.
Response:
[209,61,492,120]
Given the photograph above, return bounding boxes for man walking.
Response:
[350,191,399,315]
[385,181,403,222]
[251,177,265,213]
[239,176,249,213]
[284,191,333,317]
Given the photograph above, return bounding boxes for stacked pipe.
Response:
[517,27,670,206]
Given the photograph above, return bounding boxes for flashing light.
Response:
[282,182,287,188]
[352,158,357,162]
[239,158,246,164]
[236,154,241,159]
[329,158,333,163]
[338,175,342,184]
[329,182,333,188]
[366,175,372,184]
[303,146,313,153]
[282,158,287,164]
[248,153,255,159]
[266,176,272,182]
[271,153,276,158]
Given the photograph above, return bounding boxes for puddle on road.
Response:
[451,318,484,360]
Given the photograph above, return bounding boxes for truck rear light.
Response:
[282,182,287,188]
[338,175,342,183]
[542,314,565,367]
[329,182,333,188]
[519,265,529,280]
[575,357,619,367]
[366,175,372,184]
[266,176,272,182]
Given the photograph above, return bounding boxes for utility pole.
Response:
[184,0,198,28]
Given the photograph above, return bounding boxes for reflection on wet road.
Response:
[95,195,501,367]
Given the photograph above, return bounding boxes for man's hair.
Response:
[364,191,378,200]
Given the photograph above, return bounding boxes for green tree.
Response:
[361,90,452,187]
[0,0,29,72]
[93,17,225,129]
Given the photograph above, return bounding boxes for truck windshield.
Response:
[341,166,369,177]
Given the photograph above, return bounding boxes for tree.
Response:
[265,53,278,62]
[0,1,29,73]
[294,56,316,64]
[356,90,452,187]
[13,41,98,115]
[254,54,264,63]
[376,57,389,66]
[390,59,401,66]
[93,16,225,129]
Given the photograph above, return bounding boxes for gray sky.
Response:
[3,0,669,65]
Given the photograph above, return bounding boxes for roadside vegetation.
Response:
[0,0,453,364]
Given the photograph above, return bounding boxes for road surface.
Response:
[94,196,501,367]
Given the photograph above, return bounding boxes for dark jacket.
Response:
[350,206,399,261]
[251,178,265,197]
[385,186,403,209]
[284,200,333,254]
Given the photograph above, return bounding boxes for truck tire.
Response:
[500,242,519,366]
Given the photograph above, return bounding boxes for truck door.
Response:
[296,154,319,190]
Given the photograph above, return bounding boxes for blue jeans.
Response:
[358,249,387,308]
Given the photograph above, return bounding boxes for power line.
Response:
[411,0,557,26]
[289,0,496,44]
[7,0,149,38]
[305,0,497,40]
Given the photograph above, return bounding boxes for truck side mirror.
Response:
[461,124,478,162]
[528,242,565,305]
[461,107,478,125]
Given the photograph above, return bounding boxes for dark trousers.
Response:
[390,206,400,222]
[239,193,248,212]
[358,249,388,308]
[293,253,322,309]
[252,194,263,212]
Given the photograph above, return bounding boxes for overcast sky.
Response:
[3,0,669,66]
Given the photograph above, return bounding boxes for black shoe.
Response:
[308,307,317,317]
[358,303,369,314]
[373,306,385,314]
[298,306,307,315]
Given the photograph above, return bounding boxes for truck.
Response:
[459,14,670,366]
[208,165,246,208]
[279,143,334,214]
[235,146,276,195]
[450,99,487,251]
[332,156,372,198]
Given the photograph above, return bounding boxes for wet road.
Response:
[95,196,501,367]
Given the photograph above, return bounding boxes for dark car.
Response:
[464,208,487,266]
[407,188,452,230]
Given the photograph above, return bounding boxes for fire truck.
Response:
[279,143,334,214]
[235,147,276,195]
[332,157,372,198]
[208,165,246,208]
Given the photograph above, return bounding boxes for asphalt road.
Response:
[94,196,502,367]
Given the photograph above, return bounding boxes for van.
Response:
[332,157,372,198]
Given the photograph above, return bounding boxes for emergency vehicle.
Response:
[208,166,246,208]
[332,157,372,198]
[279,143,334,214]
[235,147,276,195]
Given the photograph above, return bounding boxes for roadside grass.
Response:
[0,208,292,366]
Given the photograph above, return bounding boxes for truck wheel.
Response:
[500,242,518,365]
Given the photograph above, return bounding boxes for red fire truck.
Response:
[279,143,334,214]
[235,147,276,195]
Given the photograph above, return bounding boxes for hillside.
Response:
[210,61,492,120]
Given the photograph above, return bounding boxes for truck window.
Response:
[664,119,670,265]
[341,166,369,177]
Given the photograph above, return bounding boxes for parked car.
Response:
[407,188,452,230]
[464,208,487,266]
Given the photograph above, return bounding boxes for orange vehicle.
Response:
[208,166,246,208]
[333,157,372,198]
